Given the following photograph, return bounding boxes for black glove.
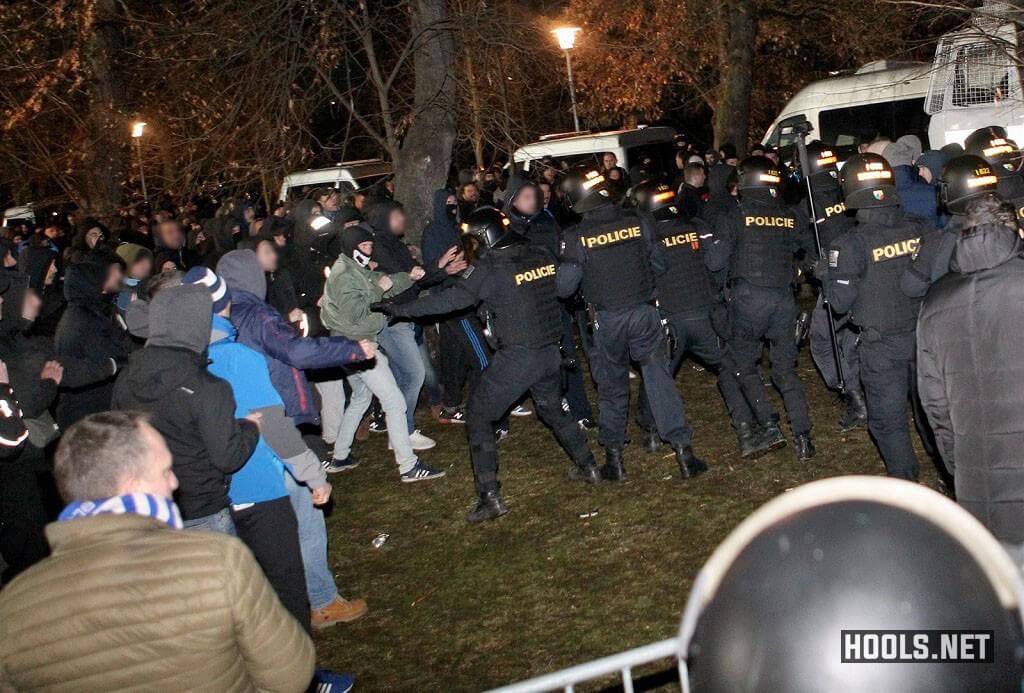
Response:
[369,301,395,316]
[811,257,829,280]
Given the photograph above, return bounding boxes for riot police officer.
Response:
[965,125,1024,220]
[903,154,1002,298]
[631,180,770,459]
[705,156,815,460]
[374,208,599,522]
[825,153,931,480]
[801,142,865,431]
[558,167,708,482]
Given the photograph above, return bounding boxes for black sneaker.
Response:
[368,418,387,434]
[400,460,446,483]
[467,490,508,523]
[323,455,360,474]
[438,406,466,424]
[794,434,816,461]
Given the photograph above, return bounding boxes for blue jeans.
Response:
[285,473,338,610]
[379,321,426,433]
[183,507,236,536]
[418,325,443,407]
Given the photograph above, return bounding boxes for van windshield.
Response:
[818,98,930,159]
[285,173,391,202]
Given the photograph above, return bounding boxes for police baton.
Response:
[793,123,846,393]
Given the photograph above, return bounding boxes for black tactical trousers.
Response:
[727,282,812,435]
[560,305,594,421]
[858,330,919,481]
[636,313,754,432]
[809,294,861,392]
[467,345,595,494]
[589,303,691,449]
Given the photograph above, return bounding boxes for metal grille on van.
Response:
[926,34,1020,114]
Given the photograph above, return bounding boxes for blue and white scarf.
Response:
[58,493,184,530]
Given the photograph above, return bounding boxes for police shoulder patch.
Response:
[829,248,840,268]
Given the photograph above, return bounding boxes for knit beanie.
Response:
[183,266,231,314]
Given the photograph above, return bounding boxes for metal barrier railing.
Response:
[486,637,681,693]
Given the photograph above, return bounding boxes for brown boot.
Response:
[311,597,368,630]
[354,415,371,442]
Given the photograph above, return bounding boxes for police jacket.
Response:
[826,206,931,335]
[705,189,810,288]
[804,172,854,254]
[917,223,1024,543]
[998,174,1024,224]
[557,203,661,310]
[387,239,562,349]
[640,213,717,318]
[901,216,962,299]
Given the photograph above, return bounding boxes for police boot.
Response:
[674,445,708,480]
[837,389,868,432]
[643,428,659,454]
[467,490,509,523]
[794,433,816,462]
[737,422,769,459]
[569,459,600,484]
[760,419,788,452]
[600,447,626,482]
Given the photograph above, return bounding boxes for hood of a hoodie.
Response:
[290,199,319,247]
[707,163,737,196]
[145,284,213,354]
[430,188,452,223]
[18,245,57,291]
[216,249,267,300]
[952,223,1023,274]
[210,313,237,345]
[365,199,402,237]
[503,175,540,225]
[204,217,238,253]
[63,261,109,305]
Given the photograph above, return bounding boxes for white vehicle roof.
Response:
[2,205,34,224]
[513,126,676,163]
[278,159,391,201]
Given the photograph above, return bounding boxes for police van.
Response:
[512,126,677,177]
[277,159,392,203]
[762,15,1024,164]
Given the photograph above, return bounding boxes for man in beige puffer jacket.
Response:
[0,411,315,692]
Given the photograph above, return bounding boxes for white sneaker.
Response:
[510,404,532,417]
[389,429,436,451]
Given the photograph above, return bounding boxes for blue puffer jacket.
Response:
[216,250,365,425]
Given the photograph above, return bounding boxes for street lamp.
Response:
[131,121,148,203]
[551,27,582,132]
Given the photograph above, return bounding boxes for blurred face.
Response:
[2,251,14,268]
[919,165,934,184]
[22,291,41,322]
[130,257,152,281]
[243,207,256,223]
[603,153,617,170]
[538,182,552,206]
[319,191,340,212]
[250,218,264,236]
[44,226,62,239]
[608,168,622,181]
[542,167,557,184]
[388,208,406,236]
[102,264,123,293]
[122,422,178,499]
[85,227,104,248]
[255,240,278,272]
[514,185,540,216]
[159,221,184,249]
[160,260,177,273]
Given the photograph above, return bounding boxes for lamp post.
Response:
[131,121,148,203]
[551,27,582,132]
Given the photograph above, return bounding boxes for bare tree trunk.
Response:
[394,0,456,243]
[713,0,757,152]
[464,53,486,170]
[80,0,128,221]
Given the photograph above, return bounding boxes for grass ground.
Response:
[314,344,940,692]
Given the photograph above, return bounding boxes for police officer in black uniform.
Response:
[801,142,866,432]
[374,208,600,522]
[964,125,1024,220]
[825,153,931,481]
[558,167,708,482]
[631,180,770,459]
[902,154,1002,299]
[705,156,816,460]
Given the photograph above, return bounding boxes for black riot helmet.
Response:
[458,206,519,261]
[631,180,681,221]
[803,141,840,179]
[965,126,1022,176]
[940,155,1001,215]
[679,476,1024,693]
[839,153,897,209]
[560,166,620,214]
[737,156,783,193]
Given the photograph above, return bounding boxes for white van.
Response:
[513,126,677,176]
[2,204,36,228]
[277,159,392,203]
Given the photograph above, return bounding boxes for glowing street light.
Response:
[551,27,582,131]
[131,121,148,202]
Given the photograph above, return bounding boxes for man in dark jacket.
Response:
[917,193,1024,560]
[111,283,260,530]
[701,163,738,229]
[53,261,133,429]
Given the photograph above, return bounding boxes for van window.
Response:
[951,43,1012,107]
[625,142,676,180]
[766,114,807,167]
[819,98,930,158]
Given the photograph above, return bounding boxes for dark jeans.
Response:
[727,282,811,435]
[589,303,691,448]
[637,313,753,432]
[859,330,919,481]
[467,345,595,493]
[232,497,310,632]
